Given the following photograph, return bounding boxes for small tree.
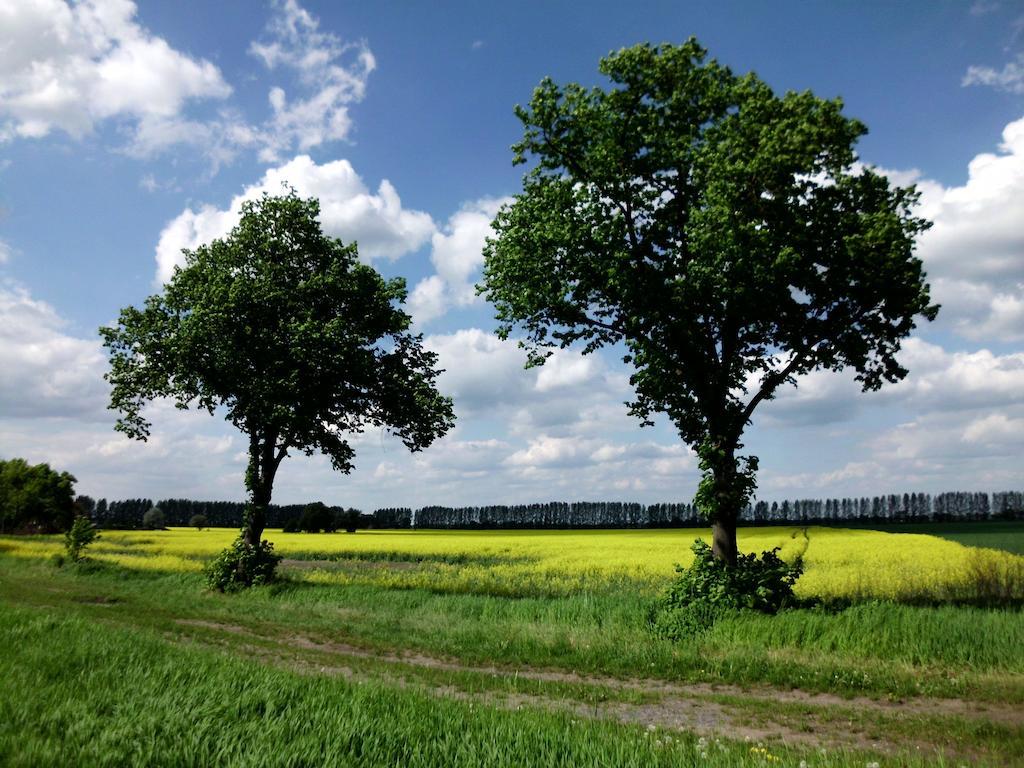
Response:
[142,507,165,529]
[481,40,936,565]
[65,516,100,562]
[189,514,208,530]
[101,191,455,586]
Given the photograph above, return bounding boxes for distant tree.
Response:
[0,458,77,533]
[101,191,455,585]
[189,514,208,530]
[480,40,936,564]
[75,495,96,517]
[299,502,334,533]
[142,507,166,530]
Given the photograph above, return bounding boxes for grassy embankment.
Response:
[1,525,1022,766]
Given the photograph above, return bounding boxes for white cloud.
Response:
[423,329,532,413]
[155,154,435,283]
[0,281,108,420]
[963,53,1024,94]
[0,0,230,142]
[762,337,1024,428]
[0,240,11,264]
[962,412,1024,445]
[506,435,590,468]
[868,117,1024,343]
[534,349,600,392]
[424,328,613,421]
[248,0,374,163]
[408,197,511,326]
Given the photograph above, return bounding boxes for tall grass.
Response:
[0,603,939,768]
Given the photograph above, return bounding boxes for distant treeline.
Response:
[81,498,333,530]
[77,491,1024,530]
[396,491,1024,529]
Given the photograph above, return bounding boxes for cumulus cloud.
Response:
[154,154,434,283]
[0,0,230,142]
[761,337,1024,428]
[423,328,616,420]
[906,115,1024,341]
[408,197,511,326]
[0,0,376,171]
[0,281,108,419]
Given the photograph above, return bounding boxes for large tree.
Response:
[480,40,936,565]
[0,458,77,534]
[101,191,454,548]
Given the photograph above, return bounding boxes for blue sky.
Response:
[1,0,1022,509]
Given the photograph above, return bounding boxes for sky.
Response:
[1,0,1023,509]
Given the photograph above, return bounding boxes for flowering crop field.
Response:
[3,525,1022,603]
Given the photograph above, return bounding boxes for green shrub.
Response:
[64,516,100,562]
[188,514,208,530]
[282,516,300,533]
[650,539,803,640]
[204,536,281,592]
[142,507,165,529]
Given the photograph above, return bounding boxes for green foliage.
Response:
[188,514,208,530]
[337,507,361,533]
[651,540,803,639]
[64,516,100,562]
[204,536,282,592]
[100,190,454,556]
[299,502,336,533]
[0,458,77,533]
[480,39,937,558]
[142,507,165,529]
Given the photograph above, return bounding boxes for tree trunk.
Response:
[241,430,277,547]
[699,439,747,568]
[242,486,270,547]
[711,515,738,566]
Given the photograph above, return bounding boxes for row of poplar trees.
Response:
[81,491,1023,530]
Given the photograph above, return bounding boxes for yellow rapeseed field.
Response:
[2,525,1022,602]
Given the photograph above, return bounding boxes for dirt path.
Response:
[175,618,1020,763]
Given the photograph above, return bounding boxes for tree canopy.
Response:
[0,458,77,534]
[101,191,455,548]
[480,39,937,564]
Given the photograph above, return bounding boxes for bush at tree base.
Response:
[204,537,281,592]
[650,539,803,640]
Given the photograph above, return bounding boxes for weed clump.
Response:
[650,539,803,640]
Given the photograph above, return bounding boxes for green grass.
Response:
[0,602,1002,768]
